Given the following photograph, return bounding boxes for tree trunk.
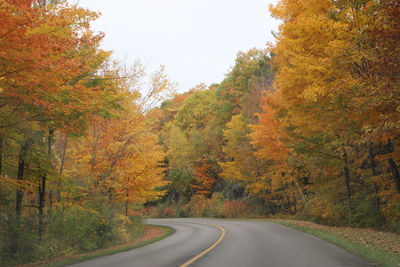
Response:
[59,134,67,176]
[369,147,378,176]
[293,197,297,214]
[369,147,380,213]
[0,135,3,176]
[373,183,380,213]
[91,123,96,175]
[293,173,306,202]
[343,147,352,206]
[38,175,46,240]
[48,130,54,218]
[57,134,67,202]
[125,199,128,217]
[344,165,351,201]
[388,158,400,193]
[91,123,100,176]
[16,137,34,222]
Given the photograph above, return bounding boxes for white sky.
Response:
[75,0,280,93]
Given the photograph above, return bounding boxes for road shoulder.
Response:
[265,219,400,267]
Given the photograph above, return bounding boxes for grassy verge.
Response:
[267,220,400,267]
[35,225,174,267]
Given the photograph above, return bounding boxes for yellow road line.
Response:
[179,223,226,267]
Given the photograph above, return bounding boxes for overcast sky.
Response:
[75,0,280,93]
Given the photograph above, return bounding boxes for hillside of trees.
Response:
[148,0,400,231]
[1,0,399,265]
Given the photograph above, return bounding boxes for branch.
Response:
[106,129,152,176]
[0,67,30,78]
[0,22,31,39]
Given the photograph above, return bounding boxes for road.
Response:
[69,218,375,267]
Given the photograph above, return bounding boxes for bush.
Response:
[222,200,253,218]
[0,204,145,266]
[152,193,258,218]
[160,206,177,218]
[0,215,39,266]
[383,202,400,233]
[141,206,158,217]
[183,195,209,217]
[208,193,224,217]
[347,199,385,228]
[49,206,110,251]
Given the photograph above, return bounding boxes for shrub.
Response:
[0,204,146,266]
[161,206,177,218]
[208,193,224,217]
[222,200,252,218]
[0,215,39,266]
[183,195,209,217]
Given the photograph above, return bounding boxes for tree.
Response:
[191,158,216,198]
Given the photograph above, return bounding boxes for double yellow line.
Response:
[180,223,226,267]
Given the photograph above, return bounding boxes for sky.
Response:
[75,0,280,93]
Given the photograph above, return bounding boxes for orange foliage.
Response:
[191,159,216,197]
[0,0,108,133]
[250,92,289,163]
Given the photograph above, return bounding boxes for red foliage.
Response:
[222,200,253,218]
[191,159,216,197]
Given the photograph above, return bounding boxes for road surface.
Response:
[69,218,375,267]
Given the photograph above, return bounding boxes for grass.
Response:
[268,220,400,267]
[39,225,174,267]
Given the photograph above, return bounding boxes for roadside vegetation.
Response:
[38,225,173,267]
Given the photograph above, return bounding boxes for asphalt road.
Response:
[69,218,376,267]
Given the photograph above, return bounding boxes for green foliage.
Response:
[1,216,39,266]
[175,90,217,132]
[44,225,174,267]
[217,48,272,115]
[0,205,144,266]
[165,168,193,203]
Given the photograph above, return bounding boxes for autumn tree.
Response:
[245,0,400,224]
[0,1,175,264]
[191,158,216,198]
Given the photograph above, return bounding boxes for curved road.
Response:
[69,218,375,267]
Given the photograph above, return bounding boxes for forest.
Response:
[151,0,400,227]
[1,0,399,266]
